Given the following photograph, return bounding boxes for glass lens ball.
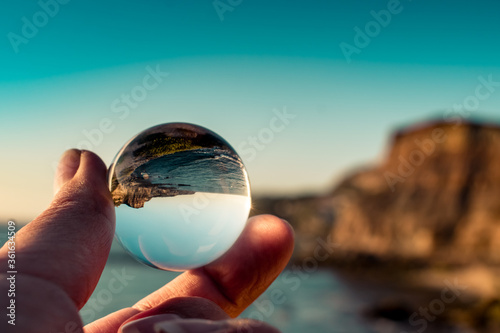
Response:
[108,123,251,271]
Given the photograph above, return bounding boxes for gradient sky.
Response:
[1,0,500,221]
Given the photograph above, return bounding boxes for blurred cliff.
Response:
[253,120,500,267]
[252,120,500,331]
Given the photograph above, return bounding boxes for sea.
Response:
[79,242,382,333]
[1,226,465,332]
[132,147,248,195]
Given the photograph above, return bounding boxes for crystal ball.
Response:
[108,123,251,271]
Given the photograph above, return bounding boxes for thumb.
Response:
[53,148,82,194]
[1,149,115,309]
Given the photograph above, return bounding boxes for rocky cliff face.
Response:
[253,120,500,266]
[112,182,194,208]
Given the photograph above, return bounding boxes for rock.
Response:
[111,181,194,208]
[363,298,414,322]
[253,119,500,333]
[254,119,500,266]
[327,120,500,265]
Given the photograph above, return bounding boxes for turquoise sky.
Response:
[1,0,500,221]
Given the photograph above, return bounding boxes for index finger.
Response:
[134,214,294,317]
[85,215,294,333]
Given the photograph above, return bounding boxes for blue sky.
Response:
[1,0,500,221]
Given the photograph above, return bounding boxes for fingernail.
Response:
[154,321,190,333]
[121,315,182,333]
[54,149,81,194]
[154,319,230,333]
[121,321,141,333]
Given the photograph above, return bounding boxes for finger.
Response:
[85,308,140,333]
[120,314,181,333]
[121,315,280,333]
[0,149,115,309]
[85,215,293,333]
[126,297,230,323]
[135,215,294,317]
[0,274,82,333]
[53,149,81,194]
[86,297,229,332]
[114,297,230,333]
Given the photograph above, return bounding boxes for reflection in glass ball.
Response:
[108,123,251,271]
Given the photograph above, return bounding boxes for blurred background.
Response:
[1,0,500,332]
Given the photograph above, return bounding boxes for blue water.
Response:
[114,193,250,270]
[132,147,248,196]
[0,226,376,332]
[0,227,451,332]
[79,242,379,333]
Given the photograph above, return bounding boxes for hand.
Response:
[0,150,294,333]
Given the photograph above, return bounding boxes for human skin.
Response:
[0,150,294,333]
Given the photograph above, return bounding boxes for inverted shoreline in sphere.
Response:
[108,123,251,271]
